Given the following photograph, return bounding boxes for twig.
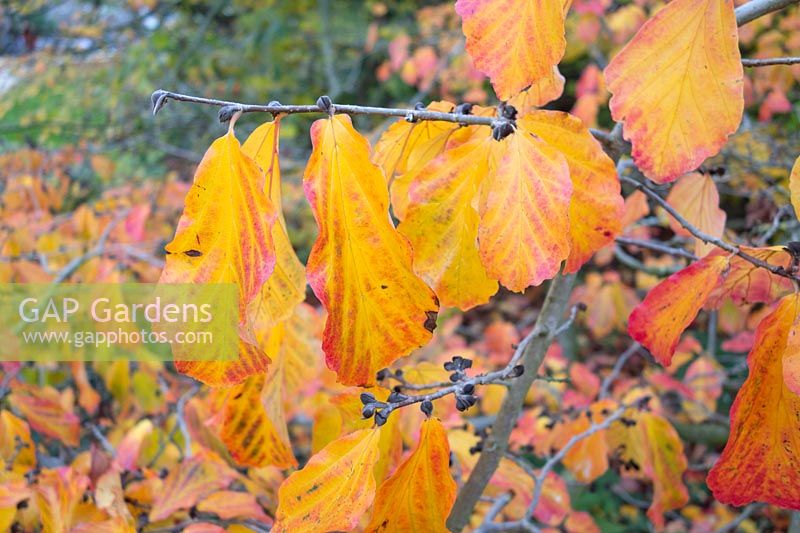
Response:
[176,384,200,458]
[553,304,584,336]
[615,236,698,261]
[742,56,800,67]
[89,424,116,457]
[714,503,763,533]
[620,175,799,282]
[735,0,799,26]
[599,343,641,399]
[151,89,510,128]
[476,493,515,531]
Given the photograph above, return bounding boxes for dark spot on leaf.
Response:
[424,311,438,332]
[184,249,203,257]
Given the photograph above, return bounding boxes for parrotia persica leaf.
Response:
[366,418,457,532]
[303,115,439,386]
[628,254,728,365]
[398,138,499,309]
[479,124,572,291]
[607,410,688,529]
[273,428,382,533]
[604,0,743,183]
[160,116,277,321]
[456,0,567,100]
[507,67,566,112]
[518,112,623,273]
[665,172,726,257]
[707,294,800,508]
[242,119,306,331]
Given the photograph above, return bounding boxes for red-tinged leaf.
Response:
[479,125,572,291]
[366,418,457,532]
[707,246,793,306]
[372,101,458,181]
[303,115,439,386]
[113,419,154,471]
[174,338,270,388]
[148,455,236,522]
[790,155,800,217]
[519,112,623,272]
[398,137,499,309]
[665,172,726,257]
[0,479,30,532]
[160,117,277,321]
[628,254,728,365]
[506,67,566,112]
[35,467,91,533]
[490,459,571,525]
[607,411,688,529]
[273,428,382,533]
[604,0,743,182]
[242,119,307,330]
[9,384,81,447]
[456,0,566,100]
[196,490,271,522]
[708,294,800,508]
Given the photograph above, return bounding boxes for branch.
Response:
[743,56,800,67]
[735,0,799,25]
[620,175,800,282]
[447,273,576,532]
[151,90,509,129]
[615,236,698,261]
[599,343,641,399]
[714,503,763,533]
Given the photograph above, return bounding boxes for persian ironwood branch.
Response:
[599,343,642,399]
[620,175,800,282]
[151,89,513,129]
[615,236,698,260]
[735,0,799,25]
[742,56,800,67]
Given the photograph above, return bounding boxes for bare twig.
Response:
[616,236,698,261]
[743,56,800,67]
[735,0,799,25]
[599,343,641,399]
[714,503,763,533]
[176,384,200,458]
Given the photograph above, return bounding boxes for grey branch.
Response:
[743,56,800,67]
[735,0,799,25]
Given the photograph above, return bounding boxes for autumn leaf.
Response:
[160,116,277,321]
[553,400,615,483]
[456,0,566,100]
[148,455,236,522]
[242,118,307,331]
[219,371,296,469]
[707,246,793,306]
[707,294,800,508]
[398,137,499,309]
[35,467,90,533]
[0,410,36,473]
[519,112,623,272]
[303,114,439,386]
[9,384,81,447]
[479,124,572,291]
[628,254,728,365]
[789,155,800,220]
[604,0,743,183]
[507,67,566,112]
[367,418,456,532]
[273,428,382,532]
[665,172,726,256]
[196,491,271,522]
[372,101,459,181]
[0,479,30,531]
[175,339,270,388]
[607,410,689,529]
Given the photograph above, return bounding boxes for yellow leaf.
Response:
[398,138,499,309]
[604,0,743,183]
[479,126,572,291]
[790,155,800,219]
[665,172,726,257]
[303,115,439,386]
[506,67,566,112]
[367,418,456,532]
[519,112,623,272]
[456,0,566,100]
[242,119,306,331]
[273,428,381,532]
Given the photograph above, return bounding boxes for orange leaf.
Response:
[0,410,36,473]
[607,411,688,529]
[665,172,726,257]
[196,490,271,522]
[242,119,307,330]
[628,254,728,365]
[456,0,566,100]
[790,155,800,218]
[604,0,743,182]
[519,112,623,272]
[148,455,235,522]
[175,339,269,387]
[479,125,572,291]
[35,467,91,533]
[9,384,80,447]
[554,400,614,483]
[708,294,800,508]
[367,418,456,532]
[273,428,382,532]
[303,115,439,386]
[398,137,499,309]
[372,101,459,181]
[707,246,793,306]
[507,67,566,112]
